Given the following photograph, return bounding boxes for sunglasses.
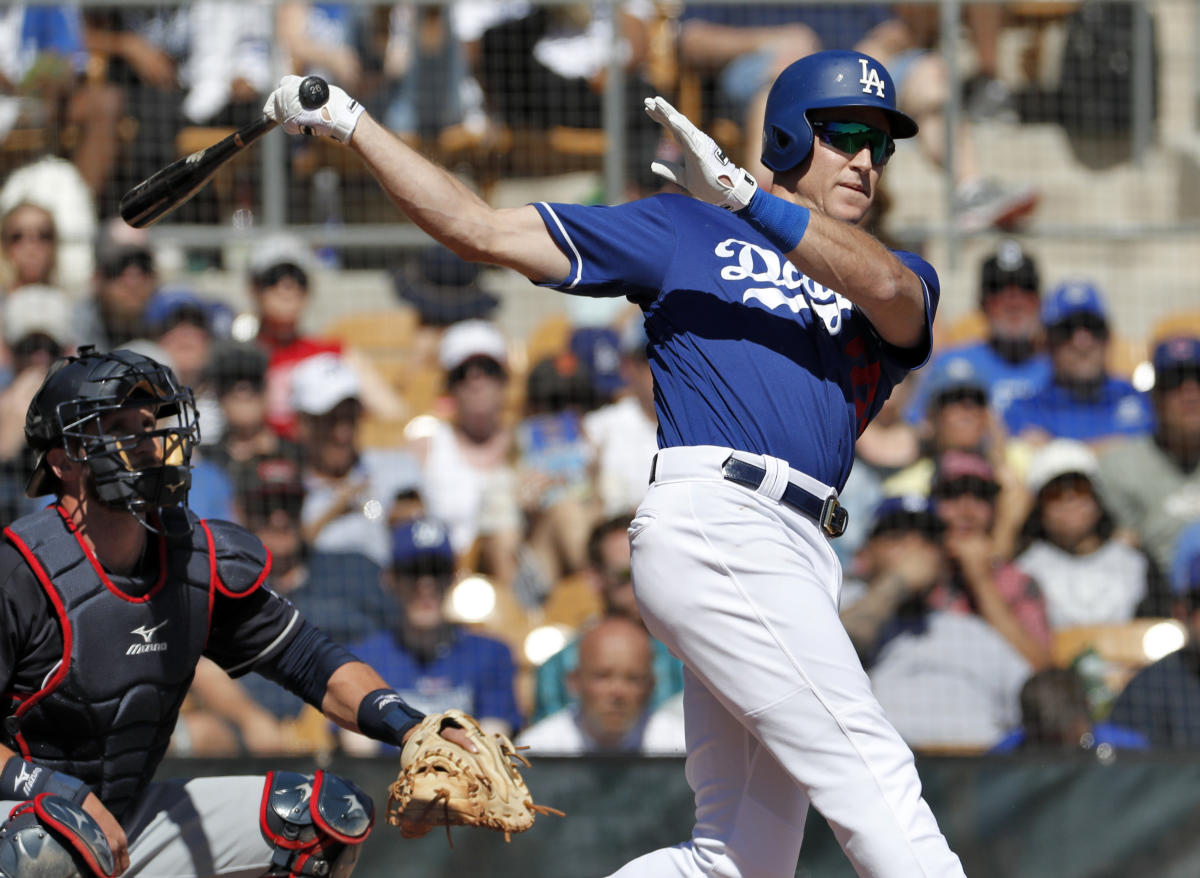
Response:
[254,262,310,290]
[812,121,895,166]
[101,251,154,279]
[933,476,999,502]
[1047,314,1109,344]
[2,227,54,246]
[447,355,506,386]
[934,387,988,409]
[1156,365,1200,393]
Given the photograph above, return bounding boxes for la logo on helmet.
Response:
[858,59,885,97]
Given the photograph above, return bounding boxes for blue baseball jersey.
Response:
[533,194,938,490]
[1002,376,1153,442]
[904,340,1052,424]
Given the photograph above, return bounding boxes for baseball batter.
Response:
[266,48,964,877]
[0,346,473,878]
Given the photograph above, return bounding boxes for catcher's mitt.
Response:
[386,709,564,843]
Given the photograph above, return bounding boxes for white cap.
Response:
[290,352,362,415]
[249,232,319,280]
[438,319,508,371]
[1027,439,1099,495]
[3,284,72,347]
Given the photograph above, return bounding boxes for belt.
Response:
[648,448,849,538]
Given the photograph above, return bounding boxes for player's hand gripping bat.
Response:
[119,76,330,229]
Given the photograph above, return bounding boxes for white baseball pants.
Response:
[611,446,966,878]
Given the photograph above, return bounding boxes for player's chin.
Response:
[829,186,873,223]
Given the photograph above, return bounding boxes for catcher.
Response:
[388,709,564,843]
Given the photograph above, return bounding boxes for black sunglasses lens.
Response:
[815,122,894,165]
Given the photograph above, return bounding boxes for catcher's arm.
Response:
[323,661,478,752]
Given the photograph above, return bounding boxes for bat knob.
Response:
[299,76,330,110]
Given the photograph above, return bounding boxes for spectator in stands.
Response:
[517,615,685,755]
[533,513,684,723]
[991,667,1148,754]
[840,495,1032,750]
[930,450,1051,669]
[0,285,72,525]
[1003,281,1152,446]
[204,340,304,502]
[247,233,405,439]
[73,222,157,351]
[1098,335,1200,573]
[582,319,659,518]
[292,351,421,568]
[516,351,603,593]
[906,241,1050,422]
[145,286,232,434]
[343,516,522,752]
[0,5,123,199]
[278,2,364,94]
[0,202,58,296]
[477,3,663,196]
[1014,439,1168,626]
[677,4,1037,231]
[1106,527,1200,748]
[406,319,521,581]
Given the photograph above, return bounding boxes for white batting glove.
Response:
[263,75,364,143]
[643,96,758,211]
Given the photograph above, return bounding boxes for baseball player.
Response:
[266,48,964,877]
[0,345,473,877]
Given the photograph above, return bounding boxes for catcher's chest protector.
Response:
[2,507,218,819]
[261,770,374,878]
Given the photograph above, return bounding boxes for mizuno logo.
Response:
[131,621,168,642]
[127,620,169,655]
[15,762,40,796]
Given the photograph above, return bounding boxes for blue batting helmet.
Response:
[761,50,919,173]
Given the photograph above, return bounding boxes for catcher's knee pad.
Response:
[0,794,115,878]
[260,770,374,878]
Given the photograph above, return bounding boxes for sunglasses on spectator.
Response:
[2,227,54,246]
[932,476,1000,502]
[1040,474,1094,503]
[100,251,154,279]
[1156,365,1200,392]
[934,387,988,409]
[254,262,309,290]
[1047,314,1109,344]
[447,355,506,386]
[812,121,896,166]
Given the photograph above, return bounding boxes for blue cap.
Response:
[922,355,988,410]
[569,326,623,398]
[1172,522,1200,596]
[869,495,944,539]
[145,287,233,337]
[1041,280,1107,328]
[1153,335,1200,373]
[391,517,455,575]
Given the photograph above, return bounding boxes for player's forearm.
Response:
[785,207,927,349]
[321,660,392,731]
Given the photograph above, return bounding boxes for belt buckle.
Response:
[820,496,848,538]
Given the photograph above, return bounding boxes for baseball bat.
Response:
[119,76,331,229]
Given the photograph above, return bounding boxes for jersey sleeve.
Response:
[532,195,683,301]
[201,519,272,597]
[205,586,301,676]
[0,543,58,697]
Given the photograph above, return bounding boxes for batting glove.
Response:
[643,96,758,212]
[263,75,364,143]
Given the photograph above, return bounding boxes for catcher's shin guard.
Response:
[0,794,115,878]
[260,771,375,878]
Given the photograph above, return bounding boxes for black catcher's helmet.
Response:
[25,345,200,531]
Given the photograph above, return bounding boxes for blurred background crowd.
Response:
[2,0,1200,766]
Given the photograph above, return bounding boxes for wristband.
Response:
[0,757,90,805]
[739,188,810,253]
[356,689,426,747]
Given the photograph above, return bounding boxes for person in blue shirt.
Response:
[266,48,965,877]
[906,239,1051,423]
[1003,280,1152,445]
[345,517,522,747]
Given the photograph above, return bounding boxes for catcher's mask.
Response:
[25,345,200,536]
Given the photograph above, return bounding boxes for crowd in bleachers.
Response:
[2,1,1199,761]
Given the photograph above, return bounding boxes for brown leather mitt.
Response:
[386,710,564,843]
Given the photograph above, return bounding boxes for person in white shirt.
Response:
[517,615,685,755]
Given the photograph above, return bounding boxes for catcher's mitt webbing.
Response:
[386,710,563,844]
